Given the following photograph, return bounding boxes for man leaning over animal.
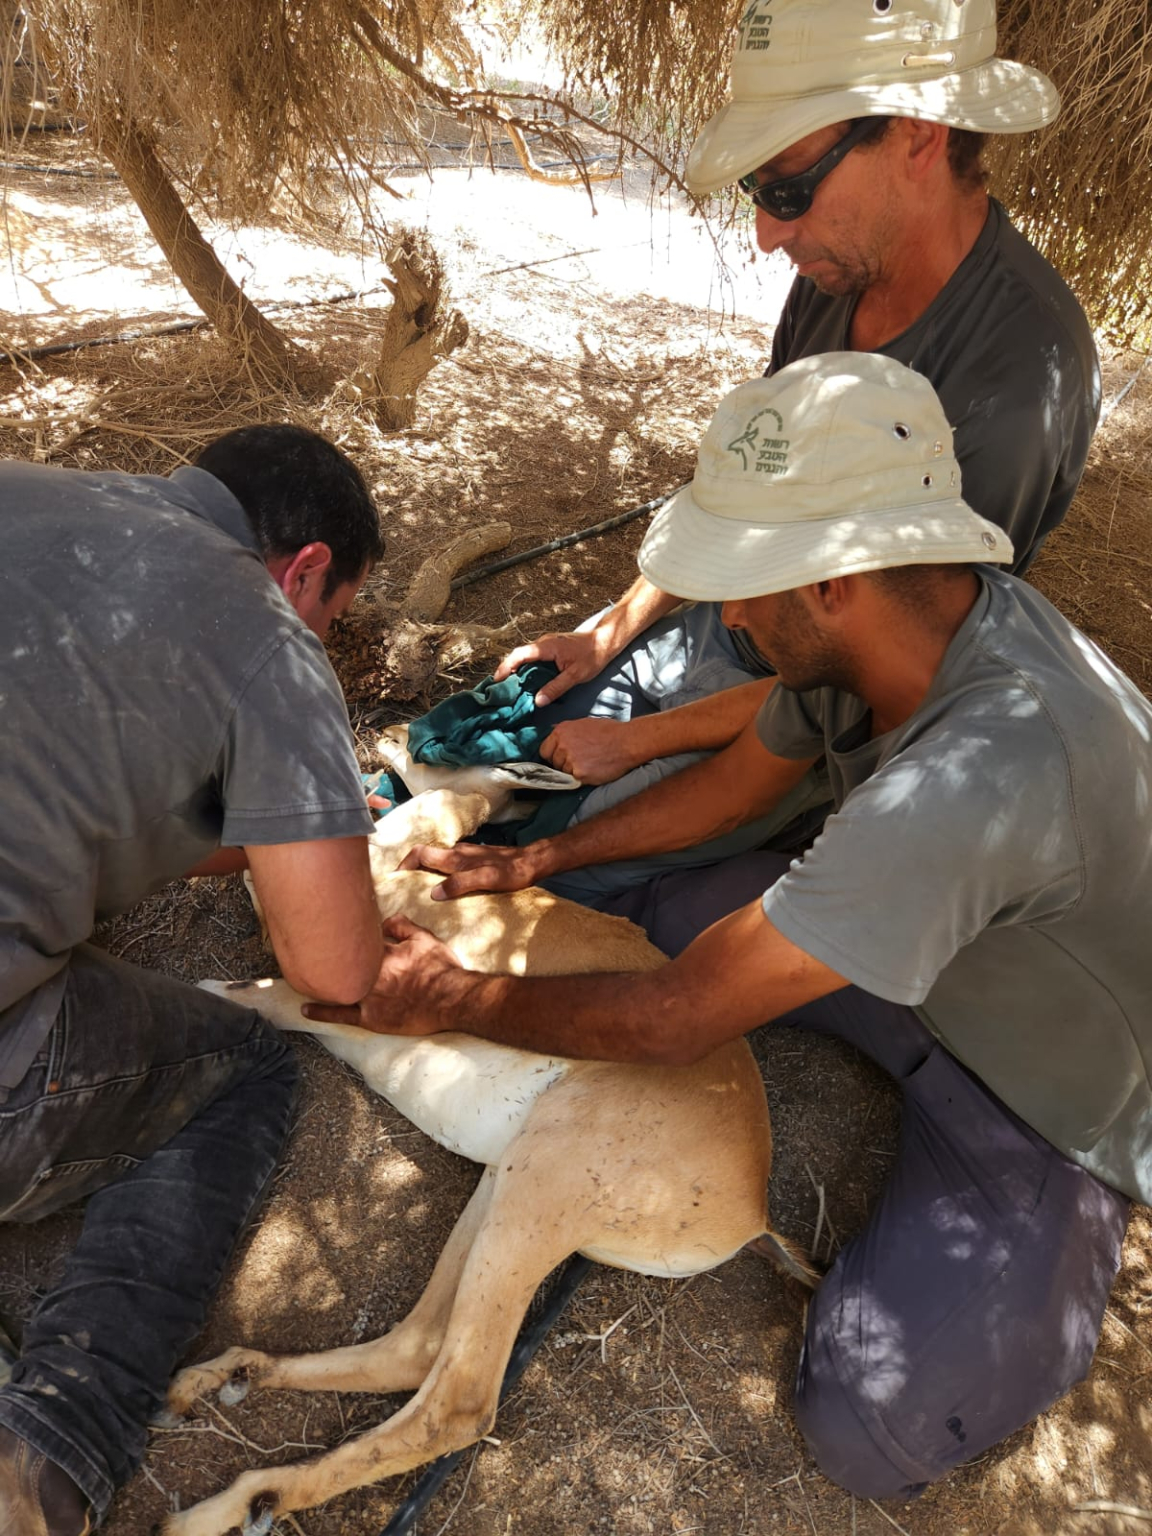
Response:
[0,426,386,1535]
[494,0,1100,892]
[315,354,1151,1500]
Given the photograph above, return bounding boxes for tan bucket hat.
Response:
[687,0,1059,194]
[637,353,1013,601]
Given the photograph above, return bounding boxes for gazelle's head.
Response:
[369,725,580,870]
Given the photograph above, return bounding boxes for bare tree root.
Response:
[503,122,619,188]
[402,522,512,623]
[374,519,518,697]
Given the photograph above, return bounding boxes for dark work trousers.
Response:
[0,944,298,1521]
[597,852,1131,1500]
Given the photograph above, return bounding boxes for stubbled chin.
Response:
[807,269,864,298]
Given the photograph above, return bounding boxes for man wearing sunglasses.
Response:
[489,0,1100,906]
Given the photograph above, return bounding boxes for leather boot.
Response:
[0,1426,92,1536]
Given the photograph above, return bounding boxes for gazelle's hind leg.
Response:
[162,1154,583,1536]
[167,1168,498,1417]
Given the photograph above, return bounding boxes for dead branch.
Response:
[352,231,469,430]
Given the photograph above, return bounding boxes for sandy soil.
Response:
[1,126,1151,1536]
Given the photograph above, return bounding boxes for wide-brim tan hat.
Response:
[688,0,1059,194]
[637,354,1013,601]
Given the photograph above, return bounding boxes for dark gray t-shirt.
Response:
[0,459,374,1088]
[768,199,1101,573]
[755,569,1152,1201]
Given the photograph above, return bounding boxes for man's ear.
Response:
[899,117,951,182]
[807,576,854,616]
[266,542,334,608]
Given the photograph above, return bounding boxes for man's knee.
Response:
[215,1011,299,1129]
[793,1331,931,1501]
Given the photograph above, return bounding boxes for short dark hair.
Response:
[945,128,988,192]
[851,118,988,192]
[854,115,893,151]
[194,424,384,598]
[868,562,974,610]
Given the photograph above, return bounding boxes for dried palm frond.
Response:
[532,0,743,175]
[966,0,1152,343]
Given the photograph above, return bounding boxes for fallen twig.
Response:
[868,1499,913,1535]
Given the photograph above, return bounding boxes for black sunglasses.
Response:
[738,117,888,222]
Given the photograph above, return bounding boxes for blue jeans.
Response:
[599,854,1131,1499]
[0,944,297,1521]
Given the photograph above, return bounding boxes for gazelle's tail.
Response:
[746,1230,823,1290]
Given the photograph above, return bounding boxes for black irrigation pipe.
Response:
[449,490,677,592]
[377,1254,594,1536]
[1,160,119,179]
[8,121,76,135]
[2,138,615,185]
[1,317,210,365]
[1,156,610,184]
[0,283,392,367]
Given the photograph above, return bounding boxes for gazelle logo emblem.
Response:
[726,407,790,474]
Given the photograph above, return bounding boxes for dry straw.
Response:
[991,0,1152,344]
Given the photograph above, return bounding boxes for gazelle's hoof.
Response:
[219,1375,250,1407]
[241,1494,277,1536]
[149,1406,186,1430]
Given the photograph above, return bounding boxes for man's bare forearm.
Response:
[593,574,681,655]
[530,721,815,881]
[406,902,843,1064]
[623,677,777,759]
[426,965,681,1062]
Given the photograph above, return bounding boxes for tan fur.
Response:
[162,735,814,1536]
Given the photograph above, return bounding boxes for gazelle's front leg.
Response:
[168,1168,496,1417]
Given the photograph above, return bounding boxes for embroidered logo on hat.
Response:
[637,352,1014,601]
[726,408,790,474]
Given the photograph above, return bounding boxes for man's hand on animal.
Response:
[317,898,846,1069]
[540,716,650,783]
[401,840,546,900]
[493,628,614,707]
[302,915,459,1035]
[494,573,683,708]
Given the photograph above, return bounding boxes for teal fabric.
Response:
[408,663,562,766]
[361,770,410,818]
[379,663,591,838]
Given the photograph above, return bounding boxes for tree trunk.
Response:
[354,231,469,429]
[101,113,310,386]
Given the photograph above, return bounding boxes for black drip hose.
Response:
[0,283,390,367]
[449,489,676,591]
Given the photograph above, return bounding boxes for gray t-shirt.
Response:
[0,459,375,1088]
[755,569,1152,1202]
[768,199,1101,573]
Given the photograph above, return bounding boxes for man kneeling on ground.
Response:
[310,354,1150,1499]
[0,426,386,1534]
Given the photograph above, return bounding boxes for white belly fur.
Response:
[200,978,569,1164]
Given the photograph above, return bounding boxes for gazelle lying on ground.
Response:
[162,728,815,1536]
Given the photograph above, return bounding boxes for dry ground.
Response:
[1,128,1151,1536]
